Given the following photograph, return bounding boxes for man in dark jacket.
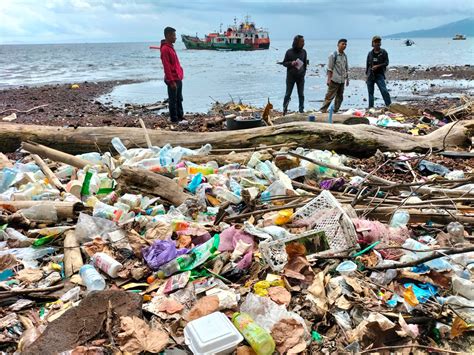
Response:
[160,27,184,122]
[281,35,307,115]
[366,36,391,108]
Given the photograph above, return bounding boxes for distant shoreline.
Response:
[1,65,472,91]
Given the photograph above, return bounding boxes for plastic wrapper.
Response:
[240,293,310,342]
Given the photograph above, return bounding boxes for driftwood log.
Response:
[117,166,191,206]
[0,201,85,221]
[1,120,472,156]
[63,230,83,277]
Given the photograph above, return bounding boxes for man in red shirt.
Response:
[160,27,184,122]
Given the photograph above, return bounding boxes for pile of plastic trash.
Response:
[0,136,472,354]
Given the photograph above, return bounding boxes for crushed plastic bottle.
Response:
[0,168,17,193]
[447,222,465,244]
[232,312,275,355]
[389,210,410,228]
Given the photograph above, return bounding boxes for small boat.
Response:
[149,45,160,50]
[453,34,466,40]
[404,39,415,46]
[182,16,270,51]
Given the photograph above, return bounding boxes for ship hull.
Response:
[182,35,269,51]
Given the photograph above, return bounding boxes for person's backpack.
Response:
[331,51,348,74]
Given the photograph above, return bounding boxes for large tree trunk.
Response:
[0,120,472,156]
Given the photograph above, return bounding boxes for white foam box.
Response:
[184,311,243,354]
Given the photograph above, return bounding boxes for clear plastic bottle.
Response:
[111,137,128,156]
[232,313,275,355]
[92,252,123,278]
[80,264,106,291]
[159,144,173,167]
[215,186,242,204]
[0,168,17,193]
[93,201,123,221]
[285,166,307,179]
[447,222,465,244]
[389,210,410,228]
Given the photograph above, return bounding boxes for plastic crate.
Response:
[259,191,357,271]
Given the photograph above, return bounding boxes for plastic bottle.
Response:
[247,152,262,168]
[187,165,216,176]
[55,165,75,180]
[77,152,102,165]
[447,222,465,243]
[111,137,128,156]
[232,313,275,355]
[285,166,307,179]
[229,178,242,196]
[93,201,123,222]
[92,252,123,278]
[0,168,17,193]
[80,264,106,291]
[255,161,274,181]
[159,144,173,167]
[215,187,242,204]
[389,210,410,228]
[328,104,334,124]
[60,286,81,302]
[156,234,220,278]
[187,172,203,193]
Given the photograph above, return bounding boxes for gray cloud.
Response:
[0,0,472,44]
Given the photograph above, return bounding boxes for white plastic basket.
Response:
[260,191,358,271]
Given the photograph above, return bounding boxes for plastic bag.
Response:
[75,212,120,244]
[142,240,189,270]
[240,293,310,341]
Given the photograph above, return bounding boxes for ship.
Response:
[182,16,270,51]
[453,34,466,40]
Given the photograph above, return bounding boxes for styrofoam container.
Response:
[184,312,243,354]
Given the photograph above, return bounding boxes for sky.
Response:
[0,0,473,44]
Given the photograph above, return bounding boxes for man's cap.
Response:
[372,35,382,42]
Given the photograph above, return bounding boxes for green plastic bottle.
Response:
[232,312,275,355]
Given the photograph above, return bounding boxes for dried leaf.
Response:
[306,272,328,316]
[335,295,353,310]
[268,286,291,306]
[118,316,169,353]
[237,345,257,355]
[271,318,306,354]
[403,285,419,307]
[396,313,419,338]
[17,268,43,283]
[176,234,192,249]
[185,295,219,321]
[156,298,184,314]
[0,254,19,271]
[451,316,473,338]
